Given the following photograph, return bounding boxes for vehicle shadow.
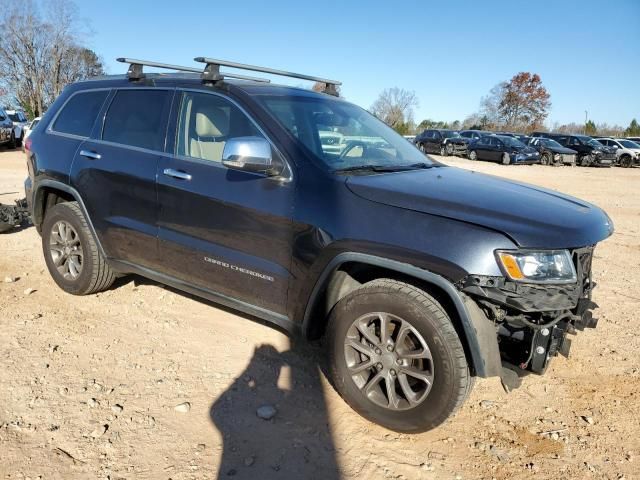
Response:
[209,340,342,480]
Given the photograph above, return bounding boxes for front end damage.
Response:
[459,247,597,378]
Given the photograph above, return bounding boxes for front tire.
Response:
[468,150,477,161]
[540,153,550,166]
[42,201,116,295]
[326,279,472,433]
[502,152,511,165]
[446,143,454,156]
[440,145,446,156]
[620,155,632,168]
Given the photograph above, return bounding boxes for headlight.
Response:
[496,250,576,284]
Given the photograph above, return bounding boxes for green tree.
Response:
[584,120,597,136]
[625,118,640,136]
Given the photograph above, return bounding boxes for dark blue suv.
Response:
[24,58,613,433]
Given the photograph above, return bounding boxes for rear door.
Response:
[156,90,294,315]
[430,131,442,153]
[474,136,490,160]
[70,88,173,268]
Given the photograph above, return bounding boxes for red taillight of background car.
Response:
[24,138,32,152]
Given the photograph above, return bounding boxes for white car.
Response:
[5,109,29,148]
[23,116,41,140]
[595,137,640,168]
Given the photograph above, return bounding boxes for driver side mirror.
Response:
[222,137,278,176]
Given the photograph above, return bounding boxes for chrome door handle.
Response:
[79,150,101,160]
[163,168,192,181]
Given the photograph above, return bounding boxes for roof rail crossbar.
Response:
[194,57,341,96]
[116,58,271,83]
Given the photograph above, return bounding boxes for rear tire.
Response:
[502,152,511,165]
[326,279,472,433]
[42,201,116,295]
[15,134,23,148]
[440,145,447,156]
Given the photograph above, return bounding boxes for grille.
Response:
[561,154,576,164]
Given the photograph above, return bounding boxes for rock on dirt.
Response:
[174,402,191,413]
[256,405,277,420]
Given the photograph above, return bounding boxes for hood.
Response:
[346,167,613,249]
[549,146,578,154]
[512,145,537,154]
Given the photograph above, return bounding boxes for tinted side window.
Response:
[52,90,109,137]
[176,91,262,163]
[102,90,171,151]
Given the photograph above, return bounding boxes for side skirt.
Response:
[109,259,298,335]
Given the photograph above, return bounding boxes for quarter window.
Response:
[52,90,109,137]
[176,91,262,163]
[102,90,171,151]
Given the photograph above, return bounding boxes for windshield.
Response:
[575,135,602,147]
[441,130,459,138]
[620,140,639,149]
[8,113,21,122]
[500,136,527,148]
[257,95,435,172]
[542,138,563,148]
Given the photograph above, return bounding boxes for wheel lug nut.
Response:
[376,363,383,370]
[390,369,396,377]
[374,348,381,355]
[396,359,402,365]
[386,345,393,352]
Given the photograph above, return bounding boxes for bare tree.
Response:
[0,0,103,117]
[370,87,419,133]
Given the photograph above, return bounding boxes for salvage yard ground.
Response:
[1,149,639,480]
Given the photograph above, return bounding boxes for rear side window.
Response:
[52,90,109,137]
[102,90,171,151]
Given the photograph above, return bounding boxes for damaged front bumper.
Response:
[459,246,598,377]
[0,198,30,233]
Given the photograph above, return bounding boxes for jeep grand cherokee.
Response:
[23,57,613,433]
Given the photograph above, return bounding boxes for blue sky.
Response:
[77,0,639,127]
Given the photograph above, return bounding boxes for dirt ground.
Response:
[1,148,639,480]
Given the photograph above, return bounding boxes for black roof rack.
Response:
[194,57,341,96]
[116,58,271,83]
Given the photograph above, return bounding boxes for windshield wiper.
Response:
[334,162,436,174]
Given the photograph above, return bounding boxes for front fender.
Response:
[302,252,503,378]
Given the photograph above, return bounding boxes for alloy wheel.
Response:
[344,312,434,411]
[49,220,84,280]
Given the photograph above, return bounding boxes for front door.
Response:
[70,88,173,269]
[157,90,294,315]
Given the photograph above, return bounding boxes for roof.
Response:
[71,73,335,100]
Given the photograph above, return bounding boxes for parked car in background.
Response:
[0,108,15,148]
[625,137,640,143]
[594,137,640,168]
[459,130,491,142]
[531,133,615,167]
[526,137,577,166]
[5,109,29,148]
[403,135,416,143]
[414,129,467,156]
[23,116,41,141]
[468,135,540,165]
[495,132,530,143]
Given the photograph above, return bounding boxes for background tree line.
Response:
[0,0,103,118]
[370,72,638,138]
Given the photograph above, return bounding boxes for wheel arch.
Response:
[302,252,502,378]
[33,180,107,257]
